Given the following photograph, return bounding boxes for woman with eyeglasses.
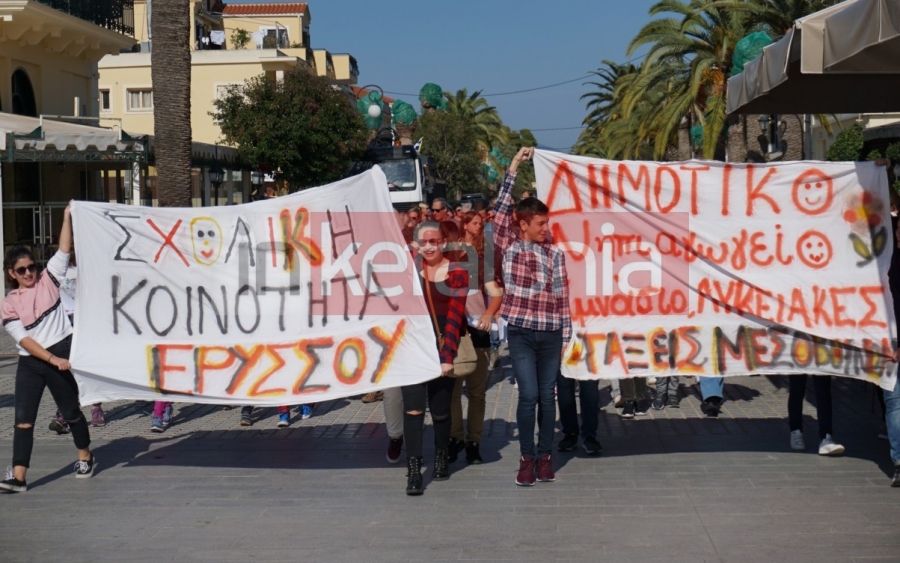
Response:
[402,221,468,495]
[0,202,96,493]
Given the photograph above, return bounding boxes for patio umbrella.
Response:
[727,0,900,115]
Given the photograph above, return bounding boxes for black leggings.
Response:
[401,376,455,458]
[13,337,90,468]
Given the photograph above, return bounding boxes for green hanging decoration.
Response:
[490,147,511,167]
[419,83,446,111]
[690,124,704,151]
[482,162,499,183]
[391,100,417,126]
[731,31,773,76]
[356,91,384,130]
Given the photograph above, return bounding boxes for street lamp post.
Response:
[250,170,264,201]
[208,162,225,206]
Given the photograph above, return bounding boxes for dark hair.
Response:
[472,199,489,213]
[439,220,460,243]
[515,197,549,227]
[4,246,35,289]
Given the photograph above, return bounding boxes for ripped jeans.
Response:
[401,376,455,459]
[13,336,90,468]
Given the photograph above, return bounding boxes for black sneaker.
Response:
[558,433,579,451]
[582,435,602,456]
[635,400,650,416]
[621,401,636,419]
[667,394,681,408]
[465,441,483,464]
[74,455,96,479]
[652,394,667,410]
[702,397,722,418]
[0,466,26,492]
[448,437,465,463]
[892,466,900,488]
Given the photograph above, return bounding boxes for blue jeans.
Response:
[557,372,599,438]
[508,325,562,457]
[699,377,724,400]
[886,375,900,466]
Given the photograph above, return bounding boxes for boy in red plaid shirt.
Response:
[493,147,572,486]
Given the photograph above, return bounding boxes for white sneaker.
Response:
[818,434,845,456]
[790,430,805,451]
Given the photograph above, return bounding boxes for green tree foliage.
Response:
[212,70,368,189]
[416,111,486,199]
[826,123,864,162]
[230,28,250,50]
[444,89,508,153]
[496,128,537,198]
[578,0,837,161]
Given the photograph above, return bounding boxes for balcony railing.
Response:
[35,0,135,36]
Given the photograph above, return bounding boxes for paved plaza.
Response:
[0,350,898,563]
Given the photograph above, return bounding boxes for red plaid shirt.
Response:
[493,171,572,345]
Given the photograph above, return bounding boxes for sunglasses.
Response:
[431,207,445,212]
[14,264,36,276]
[417,238,442,247]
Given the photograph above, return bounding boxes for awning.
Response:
[727,0,900,114]
[0,113,138,152]
[0,112,245,168]
[823,0,900,72]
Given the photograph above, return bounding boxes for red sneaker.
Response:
[536,453,556,482]
[515,454,536,487]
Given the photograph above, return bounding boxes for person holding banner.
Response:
[0,203,96,493]
[402,221,468,495]
[787,376,843,455]
[493,146,573,487]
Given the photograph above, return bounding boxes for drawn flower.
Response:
[844,191,888,267]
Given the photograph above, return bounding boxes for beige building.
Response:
[0,0,141,269]
[99,1,359,147]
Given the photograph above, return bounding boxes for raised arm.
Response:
[492,147,533,253]
[58,201,73,254]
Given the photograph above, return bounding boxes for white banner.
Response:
[70,168,441,405]
[534,150,897,390]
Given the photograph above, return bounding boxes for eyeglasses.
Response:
[431,207,444,212]
[14,264,36,276]
[417,238,442,247]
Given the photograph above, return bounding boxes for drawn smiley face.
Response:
[792,169,834,215]
[796,230,833,269]
[190,217,223,266]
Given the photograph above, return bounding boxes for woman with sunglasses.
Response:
[0,202,96,492]
[403,221,468,495]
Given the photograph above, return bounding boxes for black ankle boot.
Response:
[448,437,464,463]
[432,448,450,481]
[465,440,483,464]
[406,456,423,495]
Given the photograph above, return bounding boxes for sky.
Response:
[306,0,660,153]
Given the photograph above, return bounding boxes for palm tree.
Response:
[733,0,839,37]
[151,0,192,206]
[444,89,508,152]
[626,0,751,159]
[580,61,638,129]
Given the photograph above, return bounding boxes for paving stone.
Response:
[1,363,899,560]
